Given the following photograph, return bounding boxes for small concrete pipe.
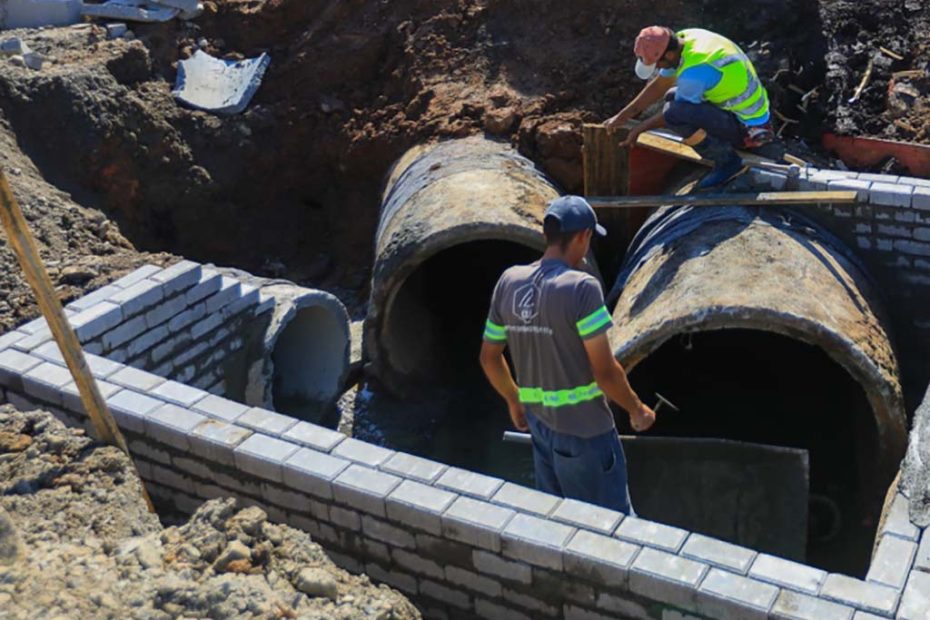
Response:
[366,137,562,394]
[608,206,908,485]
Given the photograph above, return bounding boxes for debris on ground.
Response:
[0,406,421,619]
[0,0,82,30]
[173,49,270,115]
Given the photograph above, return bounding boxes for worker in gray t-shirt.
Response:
[479,195,656,513]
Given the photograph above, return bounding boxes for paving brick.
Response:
[173,454,215,480]
[392,548,445,579]
[913,187,930,211]
[696,568,778,620]
[866,534,918,589]
[11,327,52,351]
[5,390,40,412]
[192,394,248,422]
[898,571,930,620]
[70,302,124,342]
[19,317,48,334]
[751,169,788,191]
[820,573,899,616]
[629,547,707,612]
[770,590,855,620]
[237,407,299,436]
[151,260,201,296]
[190,312,223,341]
[0,348,42,391]
[149,380,208,408]
[593,593,651,619]
[492,482,561,516]
[474,598,529,620]
[104,388,162,433]
[332,464,401,517]
[420,580,471,610]
[563,529,640,586]
[144,292,190,330]
[145,403,207,450]
[111,265,163,289]
[441,495,515,552]
[222,286,261,319]
[829,178,873,201]
[111,279,166,318]
[233,433,299,483]
[472,549,532,584]
[109,365,165,392]
[101,315,146,351]
[328,506,359,531]
[205,277,242,314]
[551,498,623,534]
[150,463,195,494]
[869,182,914,207]
[127,324,170,358]
[331,437,394,467]
[749,554,826,595]
[880,493,921,541]
[67,284,122,312]
[916,529,930,572]
[184,270,223,305]
[361,515,416,548]
[282,447,350,500]
[365,562,418,596]
[436,467,504,500]
[189,419,252,466]
[385,479,457,535]
[446,565,501,598]
[282,421,345,452]
[22,361,73,405]
[169,303,207,333]
[681,533,757,574]
[615,516,688,553]
[501,513,575,570]
[851,612,885,620]
[0,330,26,351]
[381,452,447,483]
[260,482,314,513]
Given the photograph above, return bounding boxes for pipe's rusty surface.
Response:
[608,206,908,479]
[366,137,559,393]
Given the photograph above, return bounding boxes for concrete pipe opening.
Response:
[366,137,561,394]
[609,206,907,575]
[246,284,350,421]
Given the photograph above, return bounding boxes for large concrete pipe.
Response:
[366,137,564,394]
[608,205,907,571]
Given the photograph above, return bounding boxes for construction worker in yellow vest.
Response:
[605,26,774,190]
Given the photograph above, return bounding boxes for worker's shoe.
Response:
[693,136,747,190]
[743,123,775,149]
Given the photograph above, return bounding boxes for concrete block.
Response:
[145,403,207,450]
[393,548,445,579]
[0,348,42,391]
[829,178,873,201]
[19,317,49,334]
[912,187,930,211]
[851,613,885,620]
[150,332,192,364]
[173,455,214,480]
[474,598,528,620]
[881,494,921,541]
[472,549,532,584]
[12,328,52,352]
[101,315,146,352]
[381,452,447,483]
[441,495,515,552]
[125,323,169,359]
[0,330,26,351]
[447,565,501,598]
[149,380,208,408]
[221,285,261,319]
[492,482,561,517]
[681,533,757,574]
[6,390,40,412]
[168,303,207,333]
[916,529,930,572]
[282,421,345,452]
[233,433,300,483]
[770,590,855,620]
[869,182,914,207]
[749,553,826,595]
[361,539,391,564]
[205,277,242,314]
[253,294,275,316]
[261,482,316,514]
[361,515,416,549]
[385,479,457,535]
[629,547,707,612]
[150,463,194,494]
[751,169,788,191]
[110,265,162,289]
[331,437,394,467]
[192,394,248,422]
[563,529,640,586]
[70,302,124,342]
[615,517,688,553]
[593,593,652,619]
[184,270,223,305]
[22,361,73,405]
[151,260,201,297]
[696,568,778,620]
[237,407,299,436]
[501,513,576,570]
[419,579,471,610]
[282,447,350,500]
[109,365,165,393]
[105,388,163,433]
[190,313,223,341]
[365,562,418,596]
[189,419,251,466]
[866,534,918,589]
[60,380,120,418]
[898,571,930,620]
[820,574,899,616]
[67,284,122,312]
[332,464,401,517]
[110,279,165,319]
[551,498,623,534]
[144,292,190,330]
[328,506,359,531]
[173,340,210,368]
[436,467,504,500]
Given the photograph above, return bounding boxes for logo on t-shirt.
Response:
[513,283,541,324]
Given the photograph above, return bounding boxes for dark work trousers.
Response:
[663,88,744,148]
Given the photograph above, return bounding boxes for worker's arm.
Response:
[583,333,656,432]
[479,341,528,431]
[604,73,676,132]
[620,110,667,148]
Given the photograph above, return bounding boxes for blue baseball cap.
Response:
[544,195,607,237]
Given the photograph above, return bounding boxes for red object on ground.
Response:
[629,146,682,195]
[822,133,930,178]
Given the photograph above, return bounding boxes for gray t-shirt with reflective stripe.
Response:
[484,258,615,438]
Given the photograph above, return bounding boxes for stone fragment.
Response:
[294,567,338,600]
[213,539,250,572]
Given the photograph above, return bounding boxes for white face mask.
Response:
[635,58,658,80]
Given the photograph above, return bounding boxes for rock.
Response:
[134,540,163,569]
[0,38,30,56]
[59,264,98,285]
[23,52,43,71]
[227,505,266,536]
[484,107,517,135]
[213,539,250,572]
[294,567,338,600]
[106,23,129,40]
[0,431,32,452]
[106,41,152,85]
[9,55,25,68]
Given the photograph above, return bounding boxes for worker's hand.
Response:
[508,400,529,432]
[630,403,656,432]
[620,126,644,149]
[604,112,630,134]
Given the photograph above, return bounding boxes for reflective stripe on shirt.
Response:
[518,381,604,408]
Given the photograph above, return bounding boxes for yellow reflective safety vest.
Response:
[675,28,770,125]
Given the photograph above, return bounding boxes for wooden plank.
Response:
[582,124,629,196]
[589,190,858,209]
[0,167,154,512]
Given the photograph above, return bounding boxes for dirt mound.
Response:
[0,406,420,619]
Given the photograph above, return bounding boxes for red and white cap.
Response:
[633,26,671,80]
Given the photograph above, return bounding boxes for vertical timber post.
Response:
[582,124,636,270]
[0,167,154,512]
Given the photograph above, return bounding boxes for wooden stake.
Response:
[588,190,858,209]
[0,167,154,512]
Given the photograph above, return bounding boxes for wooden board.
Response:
[582,124,629,196]
[589,191,858,209]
